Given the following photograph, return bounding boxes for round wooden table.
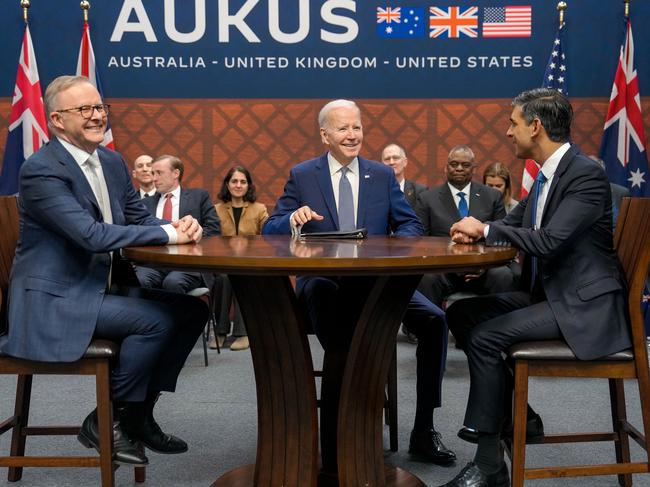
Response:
[125,235,516,487]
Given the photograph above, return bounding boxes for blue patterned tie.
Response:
[529,171,548,292]
[457,191,469,218]
[338,166,355,230]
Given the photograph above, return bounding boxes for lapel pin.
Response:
[364,174,370,179]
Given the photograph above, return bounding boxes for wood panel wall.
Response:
[1,98,648,208]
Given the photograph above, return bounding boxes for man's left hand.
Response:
[173,216,203,243]
[450,217,486,242]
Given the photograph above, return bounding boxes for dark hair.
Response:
[218,166,257,203]
[153,155,184,182]
[512,88,572,143]
[483,162,513,204]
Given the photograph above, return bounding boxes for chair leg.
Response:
[635,353,650,467]
[609,378,632,487]
[202,324,209,367]
[510,360,529,487]
[135,466,146,483]
[387,347,398,452]
[8,374,33,482]
[96,361,115,487]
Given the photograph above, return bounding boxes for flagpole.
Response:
[21,0,30,23]
[80,0,90,22]
[557,2,567,26]
[623,0,629,19]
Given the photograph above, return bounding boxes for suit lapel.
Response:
[97,149,124,225]
[357,157,371,229]
[540,144,578,227]
[179,188,189,217]
[438,184,460,220]
[315,155,339,228]
[468,182,483,217]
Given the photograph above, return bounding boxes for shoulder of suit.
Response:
[471,181,499,196]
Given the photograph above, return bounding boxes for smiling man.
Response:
[0,75,208,466]
[264,100,456,474]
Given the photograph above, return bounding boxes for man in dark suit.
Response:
[136,155,220,293]
[0,76,208,466]
[264,100,455,469]
[132,154,156,198]
[588,155,631,228]
[381,143,427,208]
[437,88,631,487]
[416,145,515,307]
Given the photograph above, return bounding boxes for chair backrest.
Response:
[0,195,20,331]
[614,197,650,356]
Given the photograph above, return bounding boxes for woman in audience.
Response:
[483,162,518,213]
[213,166,269,351]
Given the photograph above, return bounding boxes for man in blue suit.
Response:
[264,100,455,470]
[136,154,220,293]
[0,76,207,466]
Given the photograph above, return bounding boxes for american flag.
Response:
[76,20,115,150]
[377,7,425,38]
[599,18,649,196]
[0,25,49,195]
[429,6,478,38]
[483,6,531,38]
[520,22,567,198]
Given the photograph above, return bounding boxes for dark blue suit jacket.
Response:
[142,188,220,237]
[0,138,168,362]
[263,154,422,236]
[487,145,630,360]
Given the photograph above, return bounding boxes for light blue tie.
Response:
[457,191,469,218]
[530,171,548,291]
[338,166,355,230]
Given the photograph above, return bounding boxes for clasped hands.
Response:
[173,215,203,244]
[449,216,487,244]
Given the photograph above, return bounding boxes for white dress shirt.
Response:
[533,142,570,229]
[155,186,182,221]
[139,188,156,198]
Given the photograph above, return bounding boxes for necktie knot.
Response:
[536,171,548,185]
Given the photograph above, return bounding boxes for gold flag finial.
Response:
[20,0,30,23]
[80,0,90,22]
[557,2,567,26]
[623,0,630,19]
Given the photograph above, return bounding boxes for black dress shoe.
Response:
[408,428,456,465]
[401,324,418,344]
[77,409,149,465]
[438,461,510,487]
[123,394,188,454]
[457,413,544,444]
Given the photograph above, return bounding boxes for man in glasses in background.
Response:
[0,75,207,467]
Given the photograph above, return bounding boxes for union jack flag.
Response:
[429,6,478,38]
[76,20,115,150]
[377,7,401,24]
[599,18,649,196]
[0,25,49,195]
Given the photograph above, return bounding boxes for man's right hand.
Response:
[291,206,324,227]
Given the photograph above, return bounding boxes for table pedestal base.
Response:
[212,464,426,487]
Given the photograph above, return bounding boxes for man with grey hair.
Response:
[264,100,456,476]
[381,143,427,208]
[0,75,208,466]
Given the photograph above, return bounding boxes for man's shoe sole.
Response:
[407,449,456,466]
[77,431,149,465]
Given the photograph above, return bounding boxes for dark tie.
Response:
[338,166,355,230]
[529,171,548,291]
[457,191,469,218]
[163,193,173,221]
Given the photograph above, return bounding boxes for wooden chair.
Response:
[0,195,145,486]
[505,197,650,486]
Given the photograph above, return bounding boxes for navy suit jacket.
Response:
[0,138,169,362]
[404,179,427,209]
[487,145,630,360]
[143,188,220,237]
[415,181,506,237]
[263,154,422,236]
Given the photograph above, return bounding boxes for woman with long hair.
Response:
[483,162,519,214]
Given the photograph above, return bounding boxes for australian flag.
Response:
[599,18,649,197]
[0,25,49,195]
[377,7,426,38]
[77,20,115,149]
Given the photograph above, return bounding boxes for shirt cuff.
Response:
[483,224,490,239]
[162,224,177,244]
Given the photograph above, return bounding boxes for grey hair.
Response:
[382,143,407,158]
[448,145,475,161]
[44,75,93,132]
[318,99,359,128]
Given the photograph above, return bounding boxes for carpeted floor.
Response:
[1,335,648,487]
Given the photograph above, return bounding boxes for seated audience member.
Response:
[381,142,427,344]
[438,88,630,487]
[0,75,208,465]
[136,155,220,294]
[132,154,155,198]
[263,99,455,467]
[483,161,519,214]
[381,143,427,208]
[416,146,516,307]
[213,165,269,351]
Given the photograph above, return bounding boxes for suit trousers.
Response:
[215,275,246,337]
[297,276,447,421]
[94,286,208,401]
[135,266,204,294]
[446,291,561,433]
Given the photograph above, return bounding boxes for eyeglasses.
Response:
[448,161,473,169]
[56,104,110,119]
